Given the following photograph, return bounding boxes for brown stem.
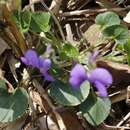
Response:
[32,79,66,130]
[2,4,28,55]
[0,29,22,56]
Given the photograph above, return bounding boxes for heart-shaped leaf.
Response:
[80,93,111,126]
[20,10,32,32]
[13,10,32,32]
[0,80,29,123]
[30,12,51,32]
[95,12,120,30]
[103,25,129,44]
[49,80,90,106]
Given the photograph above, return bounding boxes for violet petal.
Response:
[38,57,51,70]
[94,80,108,97]
[42,59,51,70]
[69,64,87,88]
[38,57,45,68]
[69,77,84,89]
[70,64,87,78]
[43,72,54,81]
[88,68,112,86]
[20,57,28,65]
[21,49,54,82]
[21,49,39,68]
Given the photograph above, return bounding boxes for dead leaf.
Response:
[57,109,84,130]
[83,24,105,46]
[123,11,130,23]
[7,54,19,83]
[0,37,10,55]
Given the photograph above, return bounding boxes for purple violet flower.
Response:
[21,49,39,68]
[38,57,54,81]
[21,49,54,81]
[38,57,51,71]
[69,64,88,89]
[69,64,113,97]
[88,68,113,97]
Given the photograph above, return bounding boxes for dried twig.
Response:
[65,23,73,42]
[61,6,130,17]
[100,123,130,130]
[77,0,91,10]
[49,0,63,15]
[109,89,127,104]
[117,112,130,127]
[29,0,35,12]
[126,86,130,105]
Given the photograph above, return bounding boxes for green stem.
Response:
[40,0,65,41]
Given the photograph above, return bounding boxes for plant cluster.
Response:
[0,1,130,128]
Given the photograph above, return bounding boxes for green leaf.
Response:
[80,93,111,126]
[60,43,79,60]
[95,12,120,30]
[0,80,29,122]
[49,80,90,106]
[13,10,32,32]
[0,80,8,92]
[103,25,130,44]
[124,39,130,65]
[30,12,51,32]
[20,10,32,32]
